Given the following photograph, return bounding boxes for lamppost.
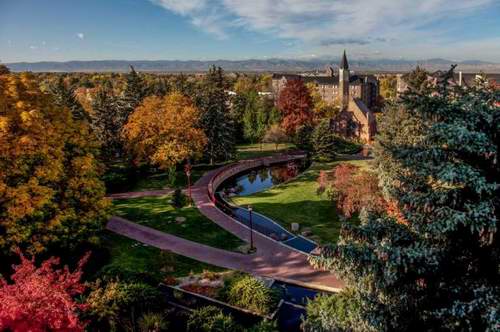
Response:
[184,161,192,204]
[248,205,255,252]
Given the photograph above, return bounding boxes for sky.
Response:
[1,0,500,63]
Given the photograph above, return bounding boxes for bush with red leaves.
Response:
[0,250,89,332]
[325,163,386,218]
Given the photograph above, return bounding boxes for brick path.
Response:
[106,155,344,292]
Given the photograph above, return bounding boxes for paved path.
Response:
[106,154,344,292]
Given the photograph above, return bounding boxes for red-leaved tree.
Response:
[0,250,89,332]
[323,163,386,218]
[277,78,314,135]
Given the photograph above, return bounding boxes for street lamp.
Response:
[248,205,255,252]
[184,161,192,204]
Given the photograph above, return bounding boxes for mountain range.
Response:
[4,58,500,73]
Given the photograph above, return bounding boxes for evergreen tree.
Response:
[197,66,236,164]
[90,87,125,158]
[49,76,89,121]
[230,93,247,142]
[309,67,500,331]
[243,90,260,143]
[311,120,337,161]
[121,66,147,121]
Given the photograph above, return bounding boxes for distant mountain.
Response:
[4,58,500,73]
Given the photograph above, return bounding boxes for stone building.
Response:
[272,51,378,142]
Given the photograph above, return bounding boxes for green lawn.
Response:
[112,195,245,251]
[130,164,219,192]
[232,158,373,245]
[100,195,246,283]
[235,143,296,160]
[100,231,227,283]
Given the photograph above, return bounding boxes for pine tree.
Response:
[121,66,146,121]
[90,87,125,158]
[197,66,236,164]
[309,67,500,331]
[49,76,89,121]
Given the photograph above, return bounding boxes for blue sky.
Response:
[1,0,500,63]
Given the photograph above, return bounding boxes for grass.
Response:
[112,195,245,251]
[232,158,373,245]
[100,231,227,282]
[100,195,246,282]
[129,164,219,192]
[235,143,296,160]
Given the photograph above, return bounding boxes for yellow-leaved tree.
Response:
[122,92,207,169]
[0,72,109,255]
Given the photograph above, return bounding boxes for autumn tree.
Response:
[262,124,288,150]
[379,75,398,101]
[277,78,314,135]
[122,92,207,170]
[0,72,109,255]
[310,68,500,331]
[319,163,386,218]
[306,82,341,120]
[196,66,236,164]
[0,250,89,331]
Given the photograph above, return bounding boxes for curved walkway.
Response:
[106,154,344,292]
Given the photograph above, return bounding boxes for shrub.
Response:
[86,280,164,330]
[138,312,169,332]
[227,276,280,315]
[187,306,240,332]
[172,188,186,208]
[303,289,362,332]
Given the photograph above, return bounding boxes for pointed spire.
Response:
[340,50,349,70]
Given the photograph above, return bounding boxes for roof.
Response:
[272,73,374,86]
[340,50,349,70]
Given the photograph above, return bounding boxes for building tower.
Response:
[339,50,350,109]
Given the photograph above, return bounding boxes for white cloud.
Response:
[149,0,495,55]
[29,45,37,50]
[77,33,85,40]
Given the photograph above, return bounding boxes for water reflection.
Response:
[221,161,301,197]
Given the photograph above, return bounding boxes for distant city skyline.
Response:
[1,0,500,63]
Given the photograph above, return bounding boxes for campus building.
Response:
[272,51,378,142]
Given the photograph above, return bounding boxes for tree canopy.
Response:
[0,72,109,255]
[122,92,207,169]
[309,67,500,331]
[277,78,314,135]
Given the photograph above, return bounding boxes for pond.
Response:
[216,160,317,254]
[220,161,306,196]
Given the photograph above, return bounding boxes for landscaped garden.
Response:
[231,158,372,244]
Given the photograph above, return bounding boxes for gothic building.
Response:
[272,51,378,142]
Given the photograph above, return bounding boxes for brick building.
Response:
[272,51,378,142]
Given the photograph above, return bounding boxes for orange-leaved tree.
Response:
[122,92,207,169]
[0,72,109,255]
[277,78,314,135]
